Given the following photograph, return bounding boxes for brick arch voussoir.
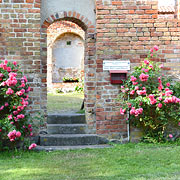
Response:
[41,11,94,31]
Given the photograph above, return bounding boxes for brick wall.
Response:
[178,0,180,19]
[0,0,180,140]
[95,0,180,140]
[0,0,41,114]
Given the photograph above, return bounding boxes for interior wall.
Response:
[52,33,84,83]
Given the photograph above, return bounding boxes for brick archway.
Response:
[40,11,96,133]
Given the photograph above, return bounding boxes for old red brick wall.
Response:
[0,0,41,114]
[0,0,180,140]
[95,0,180,139]
[178,0,180,19]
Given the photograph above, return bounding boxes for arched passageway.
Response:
[40,11,96,132]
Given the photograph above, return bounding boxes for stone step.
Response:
[40,134,108,146]
[47,114,86,124]
[35,145,112,151]
[47,124,87,134]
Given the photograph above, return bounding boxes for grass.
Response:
[47,92,84,114]
[1,143,180,180]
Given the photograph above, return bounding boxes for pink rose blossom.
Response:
[149,94,154,100]
[17,114,25,119]
[22,76,27,83]
[169,134,173,138]
[150,99,157,105]
[8,115,13,120]
[13,61,17,66]
[8,130,16,141]
[120,108,126,115]
[29,143,37,150]
[144,60,150,65]
[135,86,139,90]
[130,76,137,82]
[166,83,170,87]
[0,106,4,110]
[159,64,163,68]
[6,73,17,86]
[150,48,153,53]
[137,90,146,96]
[139,73,149,82]
[130,107,143,117]
[158,84,163,91]
[1,81,6,86]
[157,103,162,108]
[7,67,11,72]
[153,45,159,51]
[127,103,132,108]
[130,107,136,115]
[132,82,138,85]
[4,60,8,64]
[26,87,31,93]
[13,111,18,115]
[16,131,21,138]
[165,90,173,97]
[6,88,14,95]
[130,90,135,95]
[149,65,153,69]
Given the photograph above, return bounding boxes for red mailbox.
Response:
[109,70,127,84]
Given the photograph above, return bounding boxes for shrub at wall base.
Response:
[120,46,180,143]
[0,60,36,150]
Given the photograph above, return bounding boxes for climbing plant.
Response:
[119,46,180,142]
[0,60,36,150]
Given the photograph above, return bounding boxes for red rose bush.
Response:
[0,60,36,150]
[119,46,180,142]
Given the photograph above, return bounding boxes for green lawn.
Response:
[1,143,180,180]
[47,92,84,114]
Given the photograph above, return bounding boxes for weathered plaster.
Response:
[41,0,96,26]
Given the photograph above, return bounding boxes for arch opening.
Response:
[47,20,85,114]
[40,12,96,133]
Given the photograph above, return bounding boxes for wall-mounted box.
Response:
[109,70,127,84]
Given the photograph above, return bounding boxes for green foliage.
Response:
[119,46,180,142]
[172,81,180,98]
[62,77,79,82]
[75,77,84,93]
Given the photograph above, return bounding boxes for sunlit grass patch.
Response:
[47,92,84,114]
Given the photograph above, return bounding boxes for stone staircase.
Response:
[36,114,110,151]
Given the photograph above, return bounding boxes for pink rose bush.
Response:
[119,46,180,142]
[0,60,36,150]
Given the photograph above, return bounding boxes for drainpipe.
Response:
[127,95,130,142]
[127,112,130,142]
